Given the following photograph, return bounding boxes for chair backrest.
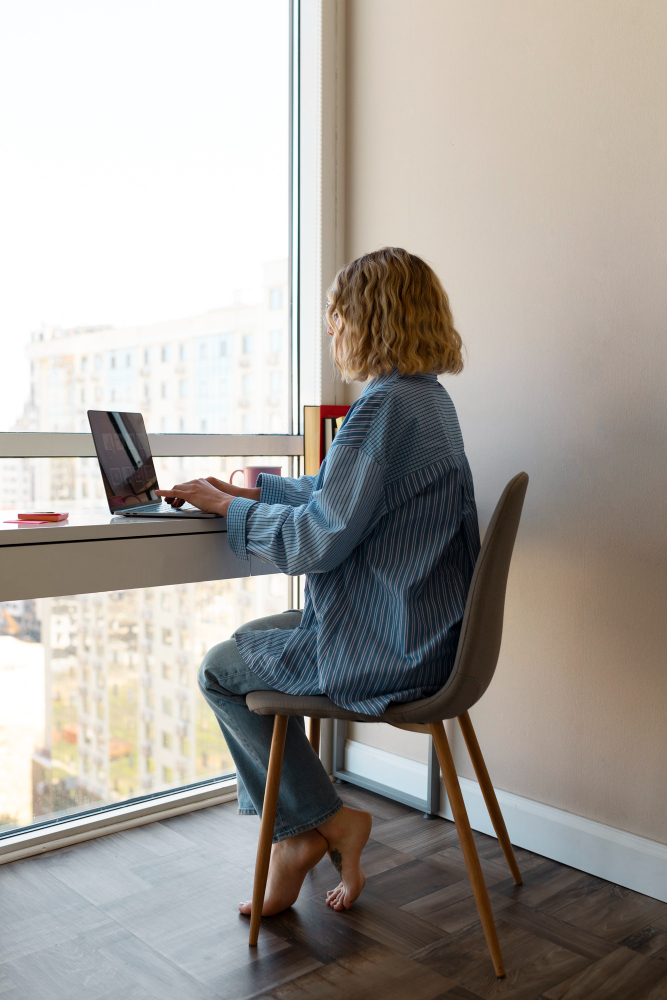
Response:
[387,472,529,724]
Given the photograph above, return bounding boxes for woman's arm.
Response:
[156,476,259,510]
[254,472,317,508]
[156,473,316,512]
[226,445,385,575]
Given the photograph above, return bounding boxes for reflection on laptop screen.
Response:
[88,410,159,510]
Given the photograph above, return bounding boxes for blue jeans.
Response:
[197,610,343,842]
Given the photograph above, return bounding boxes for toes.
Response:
[326,885,345,910]
[238,900,251,914]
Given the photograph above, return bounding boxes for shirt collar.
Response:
[361,370,437,395]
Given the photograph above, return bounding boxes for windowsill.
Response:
[0,508,228,547]
[0,776,238,865]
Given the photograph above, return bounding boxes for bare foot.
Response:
[317,805,372,911]
[238,828,327,917]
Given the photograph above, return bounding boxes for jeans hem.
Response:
[238,808,257,815]
[272,797,344,844]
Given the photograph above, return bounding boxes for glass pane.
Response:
[0,456,290,513]
[0,573,289,836]
[0,1,290,435]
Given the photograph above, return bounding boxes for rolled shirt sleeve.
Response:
[227,445,384,575]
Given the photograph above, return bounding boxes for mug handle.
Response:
[229,469,244,486]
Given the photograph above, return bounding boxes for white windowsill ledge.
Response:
[0,776,238,865]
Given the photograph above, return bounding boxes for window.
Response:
[270,330,282,352]
[0,576,287,832]
[0,2,291,437]
[0,0,299,843]
[270,372,283,395]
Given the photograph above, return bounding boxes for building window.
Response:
[269,288,282,310]
[162,731,172,750]
[179,343,187,361]
[270,372,282,394]
[161,346,170,363]
[270,330,282,352]
[242,333,254,354]
[179,380,188,397]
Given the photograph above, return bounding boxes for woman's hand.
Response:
[204,476,261,502]
[155,479,239,516]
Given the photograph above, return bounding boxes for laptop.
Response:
[87,410,220,518]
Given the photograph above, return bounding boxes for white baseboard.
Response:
[344,739,429,800]
[344,739,667,903]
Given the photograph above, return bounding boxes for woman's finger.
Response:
[155,489,189,500]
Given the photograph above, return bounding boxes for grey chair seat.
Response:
[245,677,479,725]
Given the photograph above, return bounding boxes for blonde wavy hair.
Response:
[325,247,464,382]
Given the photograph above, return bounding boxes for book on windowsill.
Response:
[303,405,351,475]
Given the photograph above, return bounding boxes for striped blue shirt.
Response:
[226,370,480,716]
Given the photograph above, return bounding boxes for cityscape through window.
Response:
[0,0,293,837]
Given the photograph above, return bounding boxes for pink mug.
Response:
[230,465,282,489]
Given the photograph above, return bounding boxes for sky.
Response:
[0,0,289,430]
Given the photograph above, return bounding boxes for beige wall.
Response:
[343,0,667,843]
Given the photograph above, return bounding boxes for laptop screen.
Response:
[88,410,160,511]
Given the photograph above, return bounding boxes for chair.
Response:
[245,472,529,978]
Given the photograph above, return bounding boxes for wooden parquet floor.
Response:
[1,783,666,1000]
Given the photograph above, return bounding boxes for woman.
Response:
[156,247,480,917]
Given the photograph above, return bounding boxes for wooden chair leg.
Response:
[249,714,288,947]
[429,721,506,979]
[458,711,522,885]
[308,717,320,755]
